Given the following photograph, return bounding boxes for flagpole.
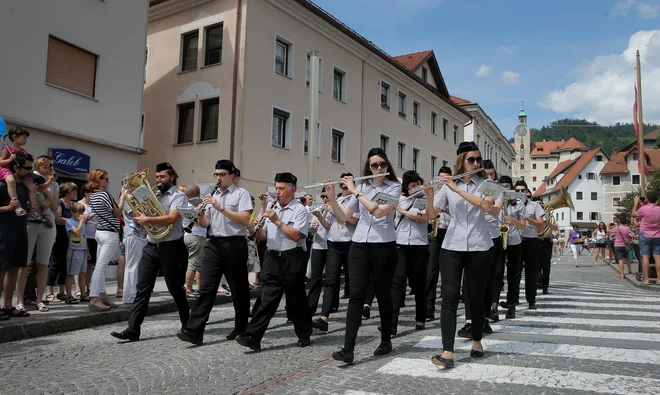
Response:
[636,49,646,196]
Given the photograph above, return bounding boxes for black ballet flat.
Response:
[415,322,425,330]
[431,354,454,368]
[470,348,485,358]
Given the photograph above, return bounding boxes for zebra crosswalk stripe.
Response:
[535,300,660,311]
[489,324,660,342]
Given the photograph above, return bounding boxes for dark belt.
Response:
[268,247,303,257]
[29,219,43,224]
[209,235,245,240]
[522,237,538,241]
[147,237,183,248]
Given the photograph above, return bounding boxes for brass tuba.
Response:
[538,186,575,238]
[124,169,172,239]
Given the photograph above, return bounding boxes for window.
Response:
[333,67,346,101]
[561,212,565,221]
[380,135,390,155]
[422,67,428,82]
[544,163,549,169]
[144,45,149,84]
[533,164,537,170]
[380,82,390,110]
[177,102,195,144]
[413,101,420,126]
[533,176,537,182]
[305,52,322,89]
[274,38,292,77]
[520,163,524,170]
[453,125,458,145]
[590,212,599,221]
[577,212,583,220]
[633,153,638,161]
[576,192,583,200]
[613,176,621,185]
[442,118,448,140]
[139,113,145,149]
[591,192,597,200]
[397,142,406,168]
[397,92,407,118]
[533,187,537,192]
[431,155,438,179]
[331,129,344,163]
[412,148,420,172]
[204,24,223,66]
[46,36,98,98]
[578,175,583,179]
[613,197,621,206]
[271,108,290,149]
[632,174,640,184]
[431,112,438,135]
[596,155,603,161]
[587,173,595,180]
[200,98,219,141]
[303,119,320,156]
[181,31,199,71]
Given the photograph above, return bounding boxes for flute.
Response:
[304,173,390,189]
[400,168,484,203]
[310,194,350,213]
[248,196,280,240]
[183,183,220,233]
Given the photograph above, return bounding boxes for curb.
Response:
[0,288,261,344]
[606,262,660,293]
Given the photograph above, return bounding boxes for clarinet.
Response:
[248,196,279,240]
[183,183,220,233]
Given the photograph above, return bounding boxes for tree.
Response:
[616,170,660,219]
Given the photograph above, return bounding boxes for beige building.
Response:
[142,0,471,199]
[0,0,148,192]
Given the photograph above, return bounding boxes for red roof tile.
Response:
[450,95,472,105]
[558,137,588,150]
[533,183,547,196]
[529,138,588,156]
[393,50,433,71]
[600,150,630,175]
[647,149,660,170]
[538,148,601,195]
[545,159,575,180]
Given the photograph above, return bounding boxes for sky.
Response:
[312,0,660,139]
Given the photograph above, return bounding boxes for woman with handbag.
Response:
[568,225,582,267]
[613,216,634,278]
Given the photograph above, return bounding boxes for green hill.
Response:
[508,118,659,154]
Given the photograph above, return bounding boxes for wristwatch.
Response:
[354,192,363,199]
[276,220,285,228]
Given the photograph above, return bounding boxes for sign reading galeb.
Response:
[50,148,91,174]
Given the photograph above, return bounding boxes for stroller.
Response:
[635,248,659,282]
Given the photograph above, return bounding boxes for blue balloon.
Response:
[0,116,6,139]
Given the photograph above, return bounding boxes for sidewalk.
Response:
[0,277,260,344]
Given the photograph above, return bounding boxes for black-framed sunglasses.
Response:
[369,161,388,170]
[514,188,526,193]
[20,166,33,171]
[466,156,483,164]
[320,194,328,198]
[213,172,229,178]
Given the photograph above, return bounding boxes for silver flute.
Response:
[304,173,390,189]
[400,168,485,203]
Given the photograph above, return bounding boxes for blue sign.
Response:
[51,148,90,174]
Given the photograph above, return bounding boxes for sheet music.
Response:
[178,207,199,222]
[131,185,153,204]
[371,192,399,207]
[188,197,202,207]
[412,198,427,211]
[477,181,506,198]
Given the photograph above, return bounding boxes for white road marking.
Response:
[535,300,660,311]
[490,324,660,342]
[515,315,659,328]
[523,307,660,318]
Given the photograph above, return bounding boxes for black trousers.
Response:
[187,236,249,334]
[321,241,351,317]
[392,245,428,329]
[426,229,446,317]
[517,238,539,304]
[505,243,522,304]
[127,239,189,332]
[492,241,507,303]
[538,238,553,290]
[344,242,397,350]
[307,248,328,316]
[440,249,491,352]
[246,248,312,341]
[47,240,68,287]
[465,237,502,320]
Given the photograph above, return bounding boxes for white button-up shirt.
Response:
[485,195,504,239]
[312,213,329,250]
[327,196,357,242]
[503,199,528,246]
[347,178,402,243]
[206,185,252,237]
[150,186,188,244]
[521,200,546,238]
[433,176,493,252]
[265,198,309,251]
[396,195,429,246]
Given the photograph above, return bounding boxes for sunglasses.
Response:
[20,166,33,170]
[514,188,526,193]
[369,161,388,170]
[320,195,328,198]
[466,156,483,164]
[213,172,229,177]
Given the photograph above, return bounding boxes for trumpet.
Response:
[401,168,484,203]
[304,173,390,189]
[248,196,280,240]
[183,183,220,234]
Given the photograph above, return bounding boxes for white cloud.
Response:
[611,0,660,18]
[476,65,492,77]
[500,46,517,54]
[540,30,660,125]
[501,71,521,84]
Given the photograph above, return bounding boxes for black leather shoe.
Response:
[431,354,454,368]
[499,301,509,309]
[177,329,203,345]
[528,303,537,310]
[373,341,392,356]
[332,348,354,364]
[313,318,328,332]
[297,337,311,347]
[415,322,425,330]
[362,306,371,320]
[457,323,472,339]
[505,306,516,319]
[483,321,493,334]
[110,328,139,342]
[470,348,485,358]
[236,334,261,351]
[489,307,500,323]
[226,330,241,341]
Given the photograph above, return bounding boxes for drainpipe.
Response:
[229,0,243,162]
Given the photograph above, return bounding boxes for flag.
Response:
[634,84,650,176]
[634,85,639,137]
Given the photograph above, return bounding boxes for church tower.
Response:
[513,103,531,180]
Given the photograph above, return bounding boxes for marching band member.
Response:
[311,175,358,332]
[426,166,452,321]
[425,141,495,369]
[178,160,253,345]
[533,196,557,295]
[235,172,312,351]
[391,170,430,333]
[307,189,330,319]
[326,147,401,364]
[111,162,189,341]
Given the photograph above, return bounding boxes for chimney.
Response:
[613,147,619,154]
